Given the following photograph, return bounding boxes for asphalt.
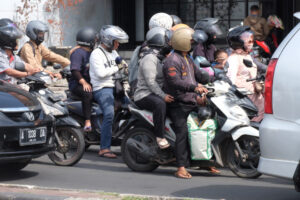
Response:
[0,146,299,200]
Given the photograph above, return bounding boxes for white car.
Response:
[258,12,300,191]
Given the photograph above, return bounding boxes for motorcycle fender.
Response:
[56,116,81,128]
[231,126,259,141]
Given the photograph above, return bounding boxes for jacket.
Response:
[134,50,166,101]
[243,16,270,41]
[163,52,208,105]
[192,43,217,63]
[89,46,119,91]
[19,41,70,70]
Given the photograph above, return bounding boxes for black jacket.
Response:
[163,52,209,105]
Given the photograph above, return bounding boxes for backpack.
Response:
[128,45,141,95]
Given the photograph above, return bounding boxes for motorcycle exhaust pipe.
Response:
[126,138,156,161]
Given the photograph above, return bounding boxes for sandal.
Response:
[202,167,220,174]
[209,167,221,174]
[156,137,170,149]
[98,151,117,158]
[175,170,192,179]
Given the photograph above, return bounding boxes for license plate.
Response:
[19,127,47,146]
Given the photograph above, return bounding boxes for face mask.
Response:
[251,14,258,18]
[244,43,253,52]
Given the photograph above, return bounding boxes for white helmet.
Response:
[99,25,129,50]
[149,13,173,30]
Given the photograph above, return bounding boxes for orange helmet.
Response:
[171,23,190,32]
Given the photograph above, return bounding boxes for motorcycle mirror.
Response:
[53,63,62,70]
[194,56,211,68]
[15,61,26,72]
[42,59,48,68]
[243,59,253,68]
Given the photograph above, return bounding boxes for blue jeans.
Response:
[93,88,114,150]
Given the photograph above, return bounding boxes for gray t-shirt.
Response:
[0,48,24,83]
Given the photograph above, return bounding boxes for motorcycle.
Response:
[60,60,132,150]
[121,78,261,179]
[194,56,259,123]
[17,67,85,166]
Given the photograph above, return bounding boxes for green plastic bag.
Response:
[187,112,217,160]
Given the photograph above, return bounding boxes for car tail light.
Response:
[264,58,278,114]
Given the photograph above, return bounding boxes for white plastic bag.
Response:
[187,112,217,160]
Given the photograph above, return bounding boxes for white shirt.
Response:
[89,46,119,91]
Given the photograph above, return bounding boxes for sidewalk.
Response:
[0,184,204,200]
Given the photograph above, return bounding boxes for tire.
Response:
[48,127,85,166]
[121,128,159,172]
[226,136,262,179]
[0,159,31,172]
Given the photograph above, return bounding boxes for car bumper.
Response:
[258,114,300,179]
[0,120,54,162]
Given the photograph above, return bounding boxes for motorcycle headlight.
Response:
[39,100,64,116]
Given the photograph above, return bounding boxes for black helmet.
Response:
[192,29,208,44]
[0,18,23,50]
[76,27,98,49]
[227,26,252,50]
[146,26,168,47]
[194,18,223,43]
[171,15,182,26]
[197,106,213,120]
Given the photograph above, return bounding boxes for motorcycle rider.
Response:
[129,12,173,94]
[0,18,39,83]
[89,25,129,158]
[243,5,269,41]
[226,26,264,122]
[69,27,98,132]
[193,18,223,62]
[19,20,70,79]
[134,27,174,149]
[163,27,209,179]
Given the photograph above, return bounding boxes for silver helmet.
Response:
[99,25,129,49]
[26,20,49,44]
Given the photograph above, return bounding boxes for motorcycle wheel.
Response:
[48,127,85,166]
[0,159,31,172]
[226,136,262,179]
[121,128,159,172]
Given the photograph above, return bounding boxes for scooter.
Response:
[121,79,261,179]
[17,67,85,166]
[60,62,132,149]
[194,56,259,123]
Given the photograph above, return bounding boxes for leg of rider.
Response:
[135,94,166,138]
[169,105,194,178]
[93,87,116,157]
[71,85,93,128]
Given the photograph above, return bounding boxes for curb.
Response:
[0,184,207,200]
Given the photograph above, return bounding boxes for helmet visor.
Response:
[209,24,223,36]
[116,38,128,44]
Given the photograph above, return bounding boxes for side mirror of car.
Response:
[15,62,26,72]
[194,56,211,68]
[243,59,253,68]
[53,63,62,70]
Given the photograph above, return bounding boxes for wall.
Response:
[0,0,113,48]
[59,0,113,46]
